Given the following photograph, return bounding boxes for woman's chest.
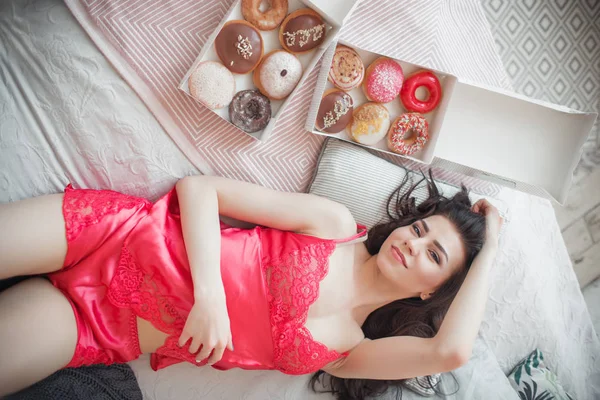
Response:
[308,246,356,315]
[303,247,364,351]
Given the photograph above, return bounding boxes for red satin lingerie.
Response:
[49,184,367,375]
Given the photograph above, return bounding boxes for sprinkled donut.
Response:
[241,0,288,31]
[347,102,390,145]
[387,113,429,156]
[400,70,442,114]
[316,89,354,133]
[328,44,364,91]
[215,20,264,74]
[229,90,272,133]
[279,8,327,54]
[363,57,404,103]
[188,61,235,109]
[253,50,303,100]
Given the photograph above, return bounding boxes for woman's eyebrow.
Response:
[422,220,449,263]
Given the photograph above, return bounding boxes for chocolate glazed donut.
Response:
[229,90,272,133]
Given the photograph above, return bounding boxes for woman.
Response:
[0,171,501,397]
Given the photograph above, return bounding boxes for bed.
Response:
[1,0,599,399]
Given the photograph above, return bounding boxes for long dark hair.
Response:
[310,170,486,400]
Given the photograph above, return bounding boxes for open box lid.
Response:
[434,80,597,204]
[303,0,361,27]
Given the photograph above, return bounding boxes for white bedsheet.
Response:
[1,0,599,399]
[0,0,197,203]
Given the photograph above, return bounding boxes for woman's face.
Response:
[377,215,467,299]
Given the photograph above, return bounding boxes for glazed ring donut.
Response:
[400,70,442,114]
[387,113,429,156]
[242,0,288,31]
[229,89,272,133]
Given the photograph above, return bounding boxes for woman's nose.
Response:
[404,239,419,256]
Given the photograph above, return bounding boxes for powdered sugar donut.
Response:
[253,50,303,100]
[387,113,429,156]
[328,45,364,91]
[347,102,390,145]
[188,61,235,109]
[363,57,404,103]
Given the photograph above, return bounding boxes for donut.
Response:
[316,89,354,133]
[253,50,303,100]
[229,90,272,133]
[400,70,442,114]
[363,57,404,103]
[215,20,264,74]
[241,0,288,31]
[387,113,429,156]
[279,8,327,54]
[188,61,235,109]
[328,45,364,91]
[347,102,390,145]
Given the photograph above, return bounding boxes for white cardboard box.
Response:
[178,0,360,141]
[306,40,597,204]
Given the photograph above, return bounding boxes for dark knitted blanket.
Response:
[5,364,142,400]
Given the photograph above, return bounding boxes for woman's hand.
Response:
[472,199,503,247]
[178,289,233,365]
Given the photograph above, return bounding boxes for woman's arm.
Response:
[176,175,355,236]
[176,174,356,293]
[323,244,496,380]
[174,175,355,363]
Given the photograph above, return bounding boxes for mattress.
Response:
[1,0,598,399]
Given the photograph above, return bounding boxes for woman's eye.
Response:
[412,224,421,237]
[429,250,440,264]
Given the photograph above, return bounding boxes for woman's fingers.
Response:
[178,332,191,348]
[195,342,214,363]
[189,336,202,354]
[472,199,486,214]
[206,344,226,365]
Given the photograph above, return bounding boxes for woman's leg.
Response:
[0,194,67,279]
[0,277,77,397]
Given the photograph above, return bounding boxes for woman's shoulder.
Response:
[307,200,357,241]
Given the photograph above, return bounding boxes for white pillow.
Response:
[308,139,509,230]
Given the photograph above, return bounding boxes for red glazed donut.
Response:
[400,70,442,114]
[387,113,429,156]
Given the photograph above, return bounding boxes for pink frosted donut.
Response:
[387,113,429,156]
[363,57,404,103]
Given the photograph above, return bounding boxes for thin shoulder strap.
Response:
[332,224,368,246]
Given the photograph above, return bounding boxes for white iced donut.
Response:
[253,50,303,100]
[347,102,390,145]
[188,61,236,109]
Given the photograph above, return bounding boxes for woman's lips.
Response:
[391,245,407,268]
